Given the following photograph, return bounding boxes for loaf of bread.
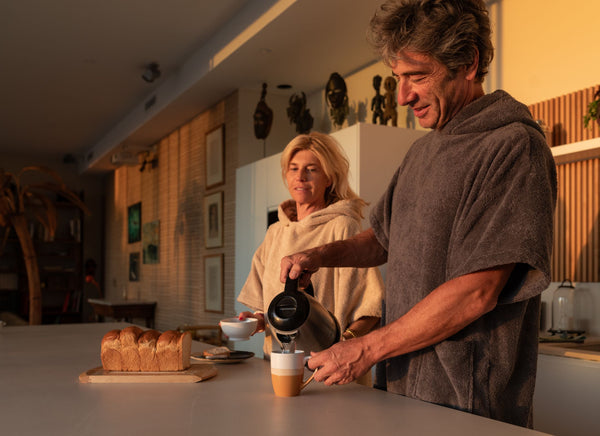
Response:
[101,329,191,372]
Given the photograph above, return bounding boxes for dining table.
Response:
[0,322,550,436]
[87,298,157,328]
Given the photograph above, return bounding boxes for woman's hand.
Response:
[238,311,265,334]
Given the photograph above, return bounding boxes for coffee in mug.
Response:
[270,350,315,397]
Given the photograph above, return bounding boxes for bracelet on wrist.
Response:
[344,328,358,339]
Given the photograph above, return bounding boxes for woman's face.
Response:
[286,149,331,213]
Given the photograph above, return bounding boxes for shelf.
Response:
[1,199,85,324]
[551,137,600,164]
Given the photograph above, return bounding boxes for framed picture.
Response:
[128,202,141,243]
[204,191,223,248]
[129,252,140,281]
[205,124,224,188]
[204,254,223,313]
[142,220,160,264]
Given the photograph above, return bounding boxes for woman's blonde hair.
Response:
[280,132,366,212]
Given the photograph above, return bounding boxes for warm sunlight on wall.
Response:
[499,0,600,105]
[104,99,238,331]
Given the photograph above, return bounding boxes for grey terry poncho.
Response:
[370,90,557,427]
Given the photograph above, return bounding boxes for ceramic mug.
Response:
[270,350,315,397]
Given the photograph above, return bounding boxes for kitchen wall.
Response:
[103,94,239,330]
[100,1,600,331]
[497,0,600,106]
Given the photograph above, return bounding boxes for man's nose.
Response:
[397,80,415,106]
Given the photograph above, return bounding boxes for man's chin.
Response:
[417,119,435,130]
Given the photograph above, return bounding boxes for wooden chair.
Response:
[176,324,226,346]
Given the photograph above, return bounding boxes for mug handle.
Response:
[300,367,317,390]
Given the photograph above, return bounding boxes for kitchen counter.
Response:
[0,322,549,436]
[538,335,600,362]
[534,335,600,435]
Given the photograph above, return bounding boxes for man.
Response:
[280,0,557,428]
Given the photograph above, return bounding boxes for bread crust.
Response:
[118,326,143,371]
[100,329,123,371]
[138,330,161,371]
[157,330,179,371]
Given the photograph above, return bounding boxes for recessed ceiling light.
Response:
[277,84,292,89]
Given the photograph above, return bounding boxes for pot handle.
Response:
[284,276,299,294]
[559,279,574,288]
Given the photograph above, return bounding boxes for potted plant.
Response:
[0,166,89,325]
[583,87,600,129]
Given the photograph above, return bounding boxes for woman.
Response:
[237,132,384,357]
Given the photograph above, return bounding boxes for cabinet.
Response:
[534,353,600,436]
[0,200,84,324]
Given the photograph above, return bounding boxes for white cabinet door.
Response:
[534,354,600,436]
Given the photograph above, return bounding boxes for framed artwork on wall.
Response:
[205,124,224,188]
[204,254,223,313]
[204,191,223,248]
[128,202,141,243]
[129,252,140,281]
[142,220,160,264]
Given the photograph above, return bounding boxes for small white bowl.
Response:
[219,317,258,341]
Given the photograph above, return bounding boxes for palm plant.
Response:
[583,87,600,129]
[0,166,89,325]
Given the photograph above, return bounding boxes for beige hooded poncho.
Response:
[238,198,384,356]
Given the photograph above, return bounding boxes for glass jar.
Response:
[551,279,587,336]
[552,280,575,333]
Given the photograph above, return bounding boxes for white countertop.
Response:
[0,322,549,436]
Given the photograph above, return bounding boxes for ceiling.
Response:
[1,0,383,174]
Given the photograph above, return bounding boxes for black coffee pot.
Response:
[267,277,341,354]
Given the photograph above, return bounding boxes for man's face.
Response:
[391,50,477,130]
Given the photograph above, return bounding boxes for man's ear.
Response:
[466,49,480,81]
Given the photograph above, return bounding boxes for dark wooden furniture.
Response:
[88,298,157,328]
[0,199,85,324]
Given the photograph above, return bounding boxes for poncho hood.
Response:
[441,90,543,137]
[278,198,363,228]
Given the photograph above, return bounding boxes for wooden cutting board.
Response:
[79,364,217,383]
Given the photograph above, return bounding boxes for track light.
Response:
[141,62,161,83]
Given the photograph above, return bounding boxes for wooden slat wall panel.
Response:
[529,85,600,147]
[552,158,600,282]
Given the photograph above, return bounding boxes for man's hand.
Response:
[280,249,321,288]
[280,229,387,287]
[307,338,374,385]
